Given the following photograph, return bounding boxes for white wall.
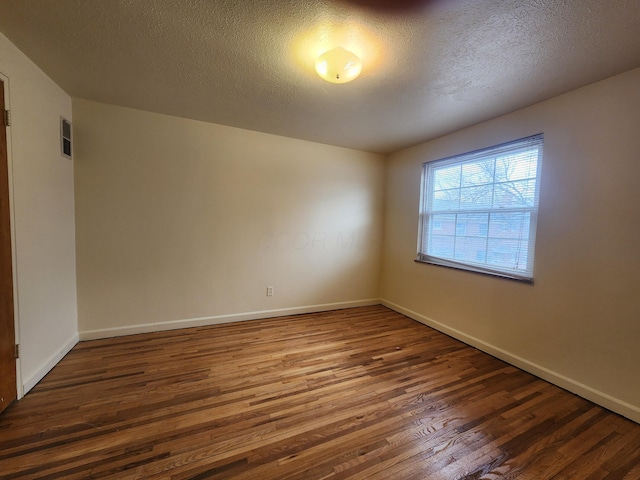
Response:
[381,67,640,422]
[0,33,78,394]
[73,99,385,338]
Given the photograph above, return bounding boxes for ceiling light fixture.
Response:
[315,47,362,84]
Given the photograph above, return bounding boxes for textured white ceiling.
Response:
[1,0,639,153]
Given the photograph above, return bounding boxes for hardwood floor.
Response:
[1,305,638,479]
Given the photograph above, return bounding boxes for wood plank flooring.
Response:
[1,305,639,479]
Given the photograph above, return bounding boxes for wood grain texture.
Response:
[0,305,638,479]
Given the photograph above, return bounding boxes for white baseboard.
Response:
[79,299,381,341]
[22,333,79,395]
[381,299,640,424]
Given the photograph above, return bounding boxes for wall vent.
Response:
[60,117,72,159]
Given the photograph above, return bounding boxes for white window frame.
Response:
[417,134,544,283]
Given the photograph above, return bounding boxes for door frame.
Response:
[1,72,22,401]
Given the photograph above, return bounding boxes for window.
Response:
[417,134,543,282]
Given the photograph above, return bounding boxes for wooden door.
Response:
[0,78,16,414]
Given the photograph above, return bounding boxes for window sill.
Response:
[414,256,534,284]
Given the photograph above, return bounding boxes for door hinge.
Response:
[3,110,9,127]
[15,344,19,359]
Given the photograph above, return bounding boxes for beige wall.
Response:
[3,28,638,423]
[0,33,78,394]
[73,99,385,337]
[381,67,640,422]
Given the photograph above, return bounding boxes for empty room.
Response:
[0,0,639,478]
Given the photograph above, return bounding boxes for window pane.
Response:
[487,238,529,270]
[429,234,455,258]
[432,214,456,235]
[461,160,494,186]
[432,189,460,211]
[494,179,537,208]
[495,151,538,182]
[488,212,530,239]
[460,185,493,209]
[454,236,488,263]
[434,165,460,191]
[457,213,489,237]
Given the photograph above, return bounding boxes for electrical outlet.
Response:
[266,286,273,297]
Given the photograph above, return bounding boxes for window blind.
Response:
[417,134,544,282]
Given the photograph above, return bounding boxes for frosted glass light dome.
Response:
[315,47,362,84]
